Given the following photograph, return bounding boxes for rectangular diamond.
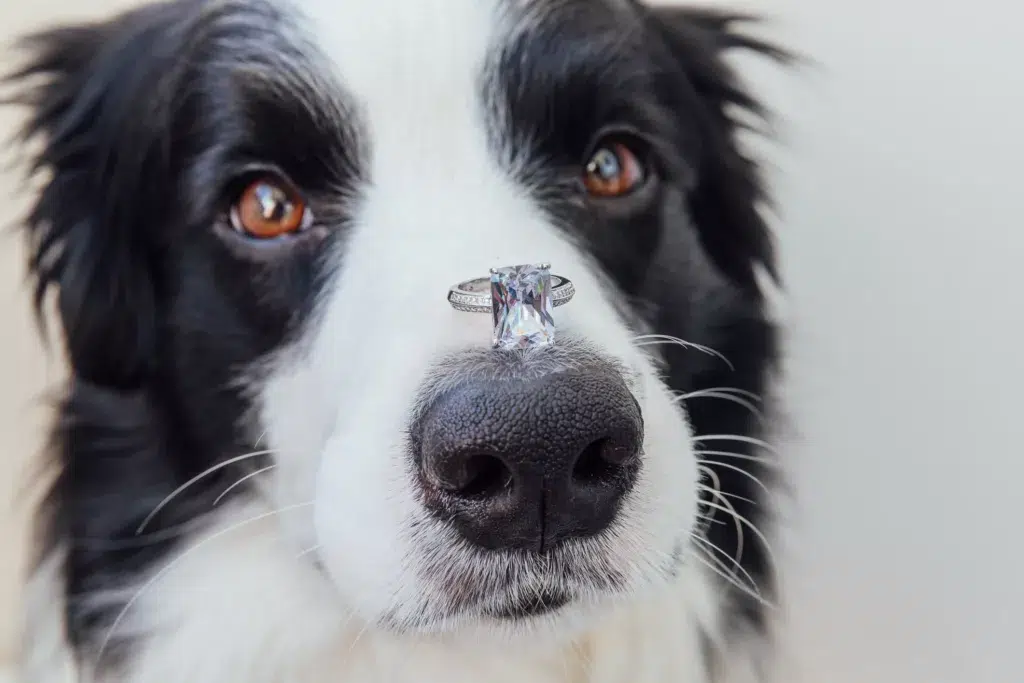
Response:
[490,264,555,350]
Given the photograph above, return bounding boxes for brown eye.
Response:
[583,142,646,198]
[231,176,308,238]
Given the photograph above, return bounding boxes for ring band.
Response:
[447,272,575,313]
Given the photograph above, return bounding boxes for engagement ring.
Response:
[447,263,575,350]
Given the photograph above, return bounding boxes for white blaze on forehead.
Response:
[286,0,618,369]
[279,0,658,417]
[293,0,528,250]
[296,0,500,106]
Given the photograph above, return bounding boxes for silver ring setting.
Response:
[448,263,575,350]
[447,270,575,313]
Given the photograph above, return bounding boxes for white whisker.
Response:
[691,535,765,603]
[691,434,779,455]
[697,484,758,507]
[136,449,276,534]
[296,544,322,560]
[631,334,735,371]
[674,389,763,419]
[687,545,771,608]
[692,535,748,585]
[697,467,745,571]
[699,499,778,579]
[682,386,762,401]
[213,465,277,507]
[689,536,738,581]
[74,521,205,551]
[347,619,372,656]
[695,449,780,469]
[96,502,315,669]
[695,510,725,526]
[695,466,722,537]
[695,459,771,494]
[691,535,750,587]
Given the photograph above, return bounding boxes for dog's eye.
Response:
[230,176,309,238]
[583,142,646,198]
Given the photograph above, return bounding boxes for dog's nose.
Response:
[416,367,643,552]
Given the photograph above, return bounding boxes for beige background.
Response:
[2,1,1022,681]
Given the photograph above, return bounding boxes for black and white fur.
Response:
[5,1,787,681]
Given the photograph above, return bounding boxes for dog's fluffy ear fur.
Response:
[5,6,189,389]
[644,7,789,294]
[641,6,789,648]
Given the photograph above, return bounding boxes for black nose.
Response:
[415,366,643,552]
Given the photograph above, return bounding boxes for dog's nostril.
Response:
[435,452,513,499]
[456,453,513,498]
[572,438,633,485]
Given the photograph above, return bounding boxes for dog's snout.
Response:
[416,366,643,552]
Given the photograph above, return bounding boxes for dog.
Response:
[5,1,787,681]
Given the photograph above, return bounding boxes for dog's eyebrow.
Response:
[229,66,352,132]
[499,5,651,88]
[491,20,685,165]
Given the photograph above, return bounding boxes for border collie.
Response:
[5,1,787,681]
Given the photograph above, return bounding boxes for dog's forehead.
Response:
[293,0,496,109]
[286,0,634,100]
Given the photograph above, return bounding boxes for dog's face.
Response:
[10,0,781,653]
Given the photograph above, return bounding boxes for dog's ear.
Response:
[644,7,790,294]
[4,7,190,388]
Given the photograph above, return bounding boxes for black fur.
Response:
[4,0,786,676]
[642,8,788,642]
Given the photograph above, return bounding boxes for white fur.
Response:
[24,505,727,683]
[18,0,747,680]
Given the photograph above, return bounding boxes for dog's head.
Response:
[8,0,782,648]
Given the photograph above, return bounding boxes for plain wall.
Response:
[0,0,1020,680]
[755,1,1023,680]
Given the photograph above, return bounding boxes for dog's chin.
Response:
[370,544,688,644]
[388,590,616,645]
[483,590,573,621]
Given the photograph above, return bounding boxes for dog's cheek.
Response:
[311,425,426,622]
[251,346,339,552]
[593,364,700,589]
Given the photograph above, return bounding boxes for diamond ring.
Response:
[448,263,575,350]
